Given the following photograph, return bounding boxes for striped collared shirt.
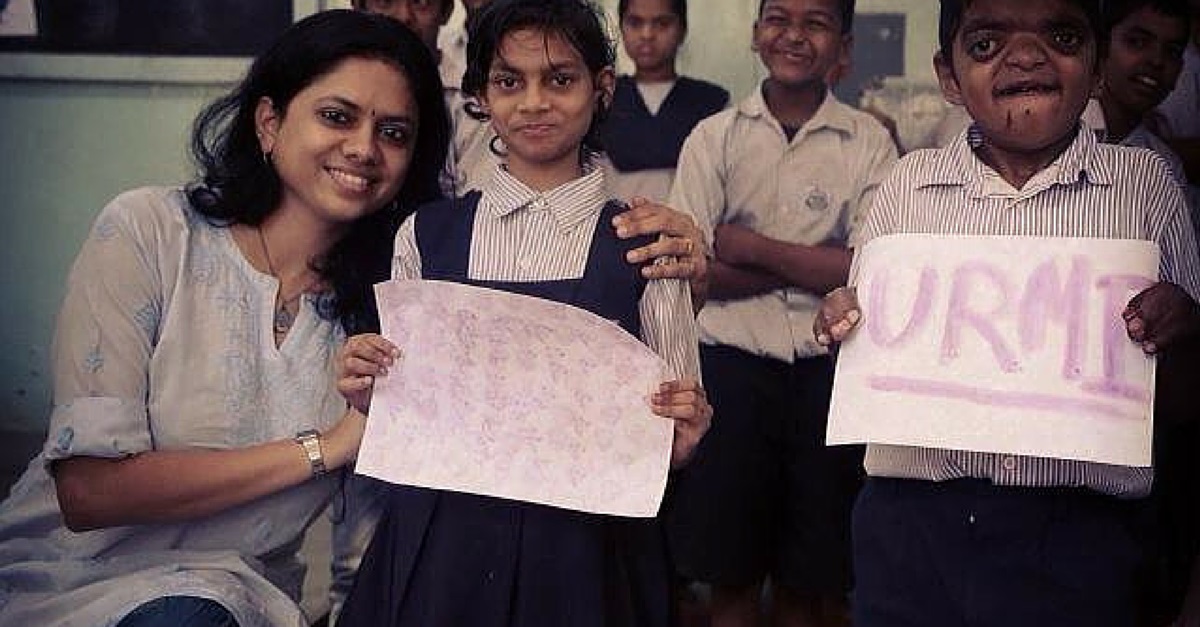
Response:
[394,165,701,381]
[856,125,1200,497]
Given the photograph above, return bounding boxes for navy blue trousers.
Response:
[853,477,1144,627]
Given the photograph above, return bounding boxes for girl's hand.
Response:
[813,286,862,347]
[337,333,400,414]
[651,379,712,469]
[1123,281,1200,354]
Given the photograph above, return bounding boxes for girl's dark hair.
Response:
[938,0,1104,61]
[187,9,449,334]
[618,0,688,28]
[1101,0,1192,44]
[461,0,615,157]
[757,0,856,34]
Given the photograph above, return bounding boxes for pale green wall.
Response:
[0,79,226,432]
[0,2,942,435]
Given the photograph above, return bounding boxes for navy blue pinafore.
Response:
[338,192,673,627]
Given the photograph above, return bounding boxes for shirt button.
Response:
[1002,456,1017,471]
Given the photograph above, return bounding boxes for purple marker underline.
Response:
[866,376,1146,421]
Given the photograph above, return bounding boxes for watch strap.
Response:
[294,429,327,477]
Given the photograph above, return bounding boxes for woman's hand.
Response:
[612,198,709,310]
[337,333,400,414]
[651,379,712,469]
[813,286,861,348]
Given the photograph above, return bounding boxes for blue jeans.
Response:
[116,596,238,627]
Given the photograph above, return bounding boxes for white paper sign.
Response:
[356,280,673,517]
[828,234,1159,466]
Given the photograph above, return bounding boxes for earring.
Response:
[261,151,273,167]
[488,134,508,158]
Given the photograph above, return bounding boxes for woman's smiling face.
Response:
[257,56,418,229]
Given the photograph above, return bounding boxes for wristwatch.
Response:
[294,429,327,477]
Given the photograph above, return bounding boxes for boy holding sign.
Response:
[814,0,1200,625]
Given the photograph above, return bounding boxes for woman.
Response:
[0,10,448,627]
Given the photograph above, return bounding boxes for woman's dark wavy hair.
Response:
[461,0,615,157]
[187,9,449,334]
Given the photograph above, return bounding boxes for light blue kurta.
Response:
[0,187,347,627]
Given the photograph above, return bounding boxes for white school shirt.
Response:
[437,28,498,197]
[0,188,347,627]
[857,126,1200,497]
[670,84,898,361]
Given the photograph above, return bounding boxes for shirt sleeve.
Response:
[669,116,731,252]
[848,155,907,282]
[45,193,168,462]
[639,277,701,382]
[391,215,423,281]
[844,119,900,246]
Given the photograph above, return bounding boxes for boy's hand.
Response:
[1123,282,1200,354]
[337,333,400,414]
[650,379,712,469]
[813,286,862,347]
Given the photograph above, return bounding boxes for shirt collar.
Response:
[480,163,608,232]
[736,82,856,139]
[925,120,1113,196]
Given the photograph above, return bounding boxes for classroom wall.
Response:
[0,1,944,436]
[0,80,224,433]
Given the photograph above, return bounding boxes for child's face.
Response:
[360,0,449,53]
[480,28,614,186]
[936,0,1097,155]
[753,0,849,90]
[621,0,685,77]
[1102,6,1189,118]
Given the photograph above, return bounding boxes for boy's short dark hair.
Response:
[757,0,856,35]
[1101,0,1192,43]
[619,0,688,28]
[938,0,1104,60]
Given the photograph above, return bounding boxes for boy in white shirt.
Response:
[666,0,897,625]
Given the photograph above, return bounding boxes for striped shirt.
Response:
[856,124,1200,497]
[394,165,701,381]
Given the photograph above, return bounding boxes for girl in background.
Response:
[600,0,728,203]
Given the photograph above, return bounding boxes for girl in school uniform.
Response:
[334,1,711,625]
[600,0,729,203]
